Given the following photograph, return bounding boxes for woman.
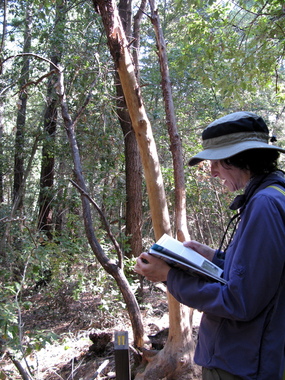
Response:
[134,111,285,380]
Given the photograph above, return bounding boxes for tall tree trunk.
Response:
[93,0,171,240]
[136,2,196,378]
[37,59,58,239]
[117,0,143,259]
[13,5,31,211]
[0,90,4,205]
[92,1,196,378]
[149,0,189,242]
[37,0,66,238]
[133,0,147,80]
[0,0,7,203]
[0,103,3,204]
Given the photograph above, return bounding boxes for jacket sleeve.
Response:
[167,192,285,321]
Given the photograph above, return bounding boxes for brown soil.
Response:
[0,282,202,380]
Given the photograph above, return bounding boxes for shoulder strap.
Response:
[267,185,285,197]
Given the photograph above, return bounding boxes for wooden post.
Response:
[114,331,131,380]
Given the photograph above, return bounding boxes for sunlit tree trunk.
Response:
[149,0,189,242]
[92,1,196,378]
[93,0,171,240]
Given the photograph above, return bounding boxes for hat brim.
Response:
[188,141,285,166]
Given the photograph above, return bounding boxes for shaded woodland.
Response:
[1,0,285,379]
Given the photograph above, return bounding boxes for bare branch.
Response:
[19,70,57,92]
[7,352,33,380]
[1,53,60,71]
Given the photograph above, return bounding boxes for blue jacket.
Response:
[167,171,285,379]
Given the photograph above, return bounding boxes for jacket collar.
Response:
[230,170,285,211]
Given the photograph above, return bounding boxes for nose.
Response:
[210,161,219,178]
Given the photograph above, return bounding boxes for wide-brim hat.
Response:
[188,111,285,166]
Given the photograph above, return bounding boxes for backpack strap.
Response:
[267,185,285,196]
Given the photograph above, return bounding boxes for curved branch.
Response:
[19,70,57,92]
[1,53,60,74]
[58,65,145,348]
[70,179,124,268]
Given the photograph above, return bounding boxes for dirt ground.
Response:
[1,282,202,380]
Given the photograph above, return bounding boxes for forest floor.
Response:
[1,281,202,380]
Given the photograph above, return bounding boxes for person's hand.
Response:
[183,240,215,262]
[134,252,171,282]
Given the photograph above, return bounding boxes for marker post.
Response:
[114,331,131,380]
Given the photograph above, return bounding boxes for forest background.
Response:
[1,0,285,379]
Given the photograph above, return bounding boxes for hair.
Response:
[222,149,280,175]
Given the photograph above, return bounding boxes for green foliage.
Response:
[124,256,141,292]
[1,0,285,373]
[0,272,59,360]
[160,0,285,112]
[0,283,18,344]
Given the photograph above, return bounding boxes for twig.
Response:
[72,77,98,127]
[19,70,57,92]
[66,357,86,380]
[47,368,65,380]
[89,359,109,380]
[7,352,33,380]
[1,53,60,71]
[57,63,97,131]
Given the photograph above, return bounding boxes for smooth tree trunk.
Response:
[92,1,196,378]
[149,0,189,242]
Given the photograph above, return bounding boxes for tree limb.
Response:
[69,179,124,268]
[1,53,60,71]
[57,63,145,348]
[7,352,33,380]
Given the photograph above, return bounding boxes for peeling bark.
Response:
[93,0,171,240]
[92,1,196,378]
